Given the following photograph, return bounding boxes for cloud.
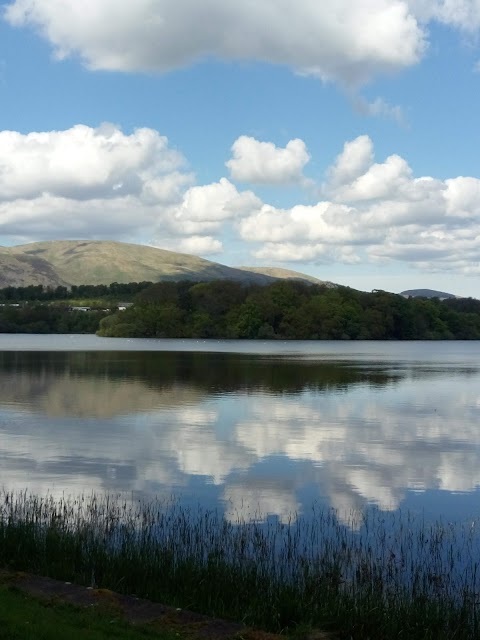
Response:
[352,95,407,125]
[445,177,480,218]
[223,482,301,524]
[226,136,311,185]
[0,123,256,258]
[150,177,262,255]
[0,123,204,247]
[3,124,480,276]
[160,235,224,256]
[329,154,413,202]
[4,0,426,87]
[326,135,375,189]
[0,123,185,202]
[408,0,480,31]
[162,177,261,237]
[167,178,259,229]
[237,135,480,274]
[238,199,381,257]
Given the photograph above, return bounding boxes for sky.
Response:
[0,1,480,297]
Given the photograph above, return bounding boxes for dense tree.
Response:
[2,280,480,339]
[97,281,480,340]
[0,281,153,303]
[0,304,106,333]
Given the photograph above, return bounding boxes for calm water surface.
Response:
[1,334,479,525]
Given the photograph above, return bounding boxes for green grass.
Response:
[0,584,181,640]
[1,490,480,639]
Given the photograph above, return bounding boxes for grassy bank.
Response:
[1,491,479,639]
[0,583,182,640]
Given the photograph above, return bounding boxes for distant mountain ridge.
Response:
[401,288,458,300]
[238,266,335,287]
[0,240,328,288]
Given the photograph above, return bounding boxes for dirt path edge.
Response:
[0,570,335,640]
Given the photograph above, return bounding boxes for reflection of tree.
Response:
[0,350,398,401]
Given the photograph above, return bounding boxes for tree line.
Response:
[2,279,479,339]
[97,280,480,340]
[0,304,107,334]
[0,282,153,302]
[0,281,153,333]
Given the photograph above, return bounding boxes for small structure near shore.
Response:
[117,302,133,311]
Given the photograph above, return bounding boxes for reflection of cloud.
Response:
[437,452,480,492]
[235,401,350,464]
[346,468,403,511]
[232,382,480,513]
[159,407,254,484]
[223,482,300,524]
[1,358,480,522]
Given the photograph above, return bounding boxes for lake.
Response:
[1,334,480,526]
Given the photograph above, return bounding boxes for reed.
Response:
[1,490,479,639]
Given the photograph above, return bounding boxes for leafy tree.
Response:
[2,277,480,340]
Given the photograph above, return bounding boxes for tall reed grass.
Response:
[1,490,479,639]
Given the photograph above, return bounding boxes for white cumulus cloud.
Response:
[0,123,185,202]
[162,235,224,256]
[164,178,262,236]
[327,135,375,189]
[0,123,210,248]
[4,0,426,87]
[3,125,480,276]
[227,136,311,185]
[237,135,480,274]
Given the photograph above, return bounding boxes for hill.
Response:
[0,248,68,288]
[1,240,318,288]
[401,288,458,299]
[238,266,333,286]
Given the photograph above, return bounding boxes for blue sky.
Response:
[1,1,480,297]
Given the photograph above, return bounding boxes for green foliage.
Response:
[97,280,480,340]
[0,303,106,334]
[0,282,153,303]
[0,281,155,334]
[2,279,480,339]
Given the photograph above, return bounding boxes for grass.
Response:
[1,490,480,639]
[0,584,182,640]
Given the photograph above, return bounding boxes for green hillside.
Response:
[2,240,279,287]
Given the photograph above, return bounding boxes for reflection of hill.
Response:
[0,350,399,401]
[0,371,202,417]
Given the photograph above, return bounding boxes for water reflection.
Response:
[1,345,480,524]
[0,350,398,410]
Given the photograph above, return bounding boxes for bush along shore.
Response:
[1,491,480,639]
